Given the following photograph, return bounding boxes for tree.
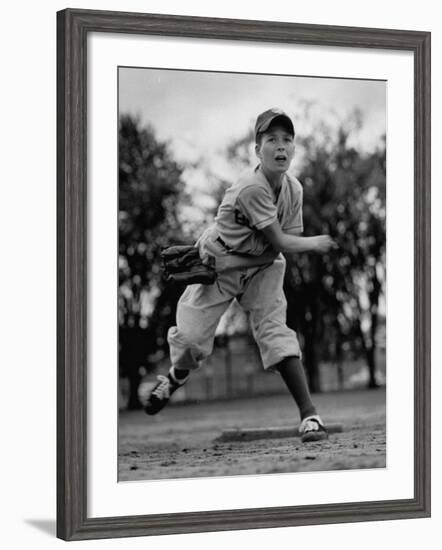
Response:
[286,116,386,391]
[118,115,186,408]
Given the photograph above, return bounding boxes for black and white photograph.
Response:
[1,0,437,545]
[117,66,387,482]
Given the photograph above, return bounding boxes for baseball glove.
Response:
[161,245,217,285]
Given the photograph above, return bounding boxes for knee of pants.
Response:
[253,318,296,346]
[167,326,212,370]
[253,319,301,370]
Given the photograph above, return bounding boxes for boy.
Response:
[145,108,337,443]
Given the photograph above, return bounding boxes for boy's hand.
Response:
[312,235,338,254]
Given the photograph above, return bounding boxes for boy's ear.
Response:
[255,142,261,158]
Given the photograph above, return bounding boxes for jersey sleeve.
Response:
[284,180,304,235]
[236,185,278,230]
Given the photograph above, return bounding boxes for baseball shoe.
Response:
[299,415,328,443]
[144,370,188,415]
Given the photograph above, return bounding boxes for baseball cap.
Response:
[254,108,295,140]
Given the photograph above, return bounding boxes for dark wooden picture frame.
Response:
[57,8,431,541]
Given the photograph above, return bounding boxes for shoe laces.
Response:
[151,375,171,399]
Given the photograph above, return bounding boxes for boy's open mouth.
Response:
[275,155,287,161]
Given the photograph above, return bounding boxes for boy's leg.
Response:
[168,282,233,371]
[240,257,327,442]
[145,280,233,415]
[171,365,190,381]
[276,356,317,420]
[239,256,301,371]
[276,357,327,442]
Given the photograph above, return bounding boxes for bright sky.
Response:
[119,66,386,165]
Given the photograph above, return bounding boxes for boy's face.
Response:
[255,122,295,175]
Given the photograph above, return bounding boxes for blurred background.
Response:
[118,67,386,410]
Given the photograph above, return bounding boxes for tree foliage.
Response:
[286,122,386,390]
[118,115,186,408]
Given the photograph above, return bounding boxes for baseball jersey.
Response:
[214,165,304,256]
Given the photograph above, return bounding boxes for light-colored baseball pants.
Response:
[167,227,301,372]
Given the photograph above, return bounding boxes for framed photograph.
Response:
[57,8,431,541]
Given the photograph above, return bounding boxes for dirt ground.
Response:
[118,388,386,481]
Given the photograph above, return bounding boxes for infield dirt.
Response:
[118,388,386,481]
